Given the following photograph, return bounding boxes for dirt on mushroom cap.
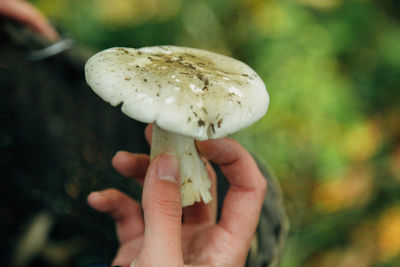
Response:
[85,46,269,140]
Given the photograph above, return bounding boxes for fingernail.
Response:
[157,154,179,183]
[115,150,131,158]
[89,191,102,198]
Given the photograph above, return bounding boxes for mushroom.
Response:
[85,46,269,207]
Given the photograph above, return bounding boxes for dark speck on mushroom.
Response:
[217,118,223,128]
[210,123,215,133]
[186,63,196,70]
[124,77,131,81]
[144,79,148,82]
[198,119,205,127]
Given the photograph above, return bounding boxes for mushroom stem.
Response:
[150,124,212,207]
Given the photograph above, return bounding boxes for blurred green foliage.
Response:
[30,0,400,266]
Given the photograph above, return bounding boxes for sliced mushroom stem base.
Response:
[150,124,212,207]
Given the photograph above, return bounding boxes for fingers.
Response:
[112,151,150,185]
[197,138,267,244]
[138,154,183,265]
[87,189,144,244]
[0,0,59,41]
[112,238,143,267]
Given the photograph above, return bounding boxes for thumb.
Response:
[137,154,183,265]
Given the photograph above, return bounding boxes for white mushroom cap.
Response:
[85,46,269,140]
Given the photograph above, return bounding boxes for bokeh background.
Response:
[5,0,400,266]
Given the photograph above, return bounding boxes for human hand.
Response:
[0,0,58,41]
[87,126,267,267]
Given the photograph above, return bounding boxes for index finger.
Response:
[197,138,267,244]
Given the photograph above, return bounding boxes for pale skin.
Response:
[88,125,267,267]
[0,0,58,41]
